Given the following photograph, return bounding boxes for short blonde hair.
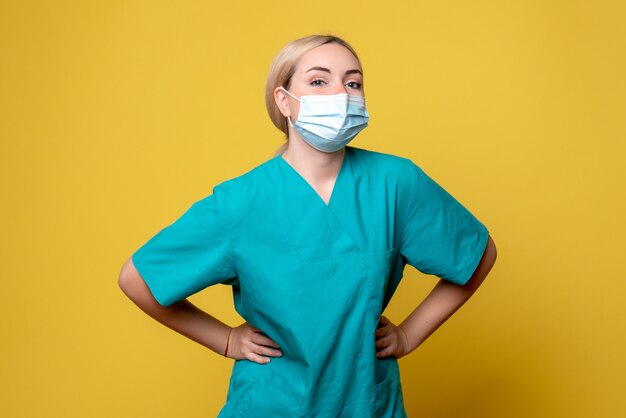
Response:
[265,34,362,155]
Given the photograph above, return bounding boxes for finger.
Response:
[255,345,283,358]
[376,344,394,358]
[246,323,267,333]
[247,352,271,364]
[379,322,392,333]
[253,334,281,349]
[376,346,393,359]
[376,323,393,338]
[375,335,392,349]
[378,316,390,326]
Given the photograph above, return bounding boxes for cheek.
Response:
[289,101,301,120]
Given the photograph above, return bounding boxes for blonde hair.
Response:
[265,34,362,156]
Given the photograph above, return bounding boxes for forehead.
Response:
[295,43,361,74]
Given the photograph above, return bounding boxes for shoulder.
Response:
[350,146,417,173]
[350,147,432,223]
[349,146,420,188]
[208,154,277,209]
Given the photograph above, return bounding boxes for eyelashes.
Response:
[309,79,362,89]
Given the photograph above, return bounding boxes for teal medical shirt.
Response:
[132,145,489,417]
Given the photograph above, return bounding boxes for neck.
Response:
[282,135,345,182]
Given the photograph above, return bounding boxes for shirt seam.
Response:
[399,161,419,252]
[216,185,239,279]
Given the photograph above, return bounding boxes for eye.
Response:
[345,81,362,89]
[310,79,326,87]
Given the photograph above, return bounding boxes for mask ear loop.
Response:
[280,86,300,128]
[280,86,301,102]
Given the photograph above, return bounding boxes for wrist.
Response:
[224,327,233,357]
[397,324,411,355]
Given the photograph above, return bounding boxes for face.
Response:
[274,43,364,123]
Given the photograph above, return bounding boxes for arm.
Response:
[118,257,282,363]
[376,234,497,358]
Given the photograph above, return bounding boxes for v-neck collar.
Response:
[268,145,369,256]
[276,147,351,208]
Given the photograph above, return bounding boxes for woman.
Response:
[119,34,497,417]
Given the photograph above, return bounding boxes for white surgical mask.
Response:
[281,87,369,153]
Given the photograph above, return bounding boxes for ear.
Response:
[274,86,291,118]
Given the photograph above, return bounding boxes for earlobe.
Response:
[274,87,291,117]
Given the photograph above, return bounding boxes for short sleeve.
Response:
[400,162,489,286]
[131,186,238,307]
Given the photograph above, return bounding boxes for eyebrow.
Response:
[306,66,363,76]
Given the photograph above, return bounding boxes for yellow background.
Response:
[1,1,624,417]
